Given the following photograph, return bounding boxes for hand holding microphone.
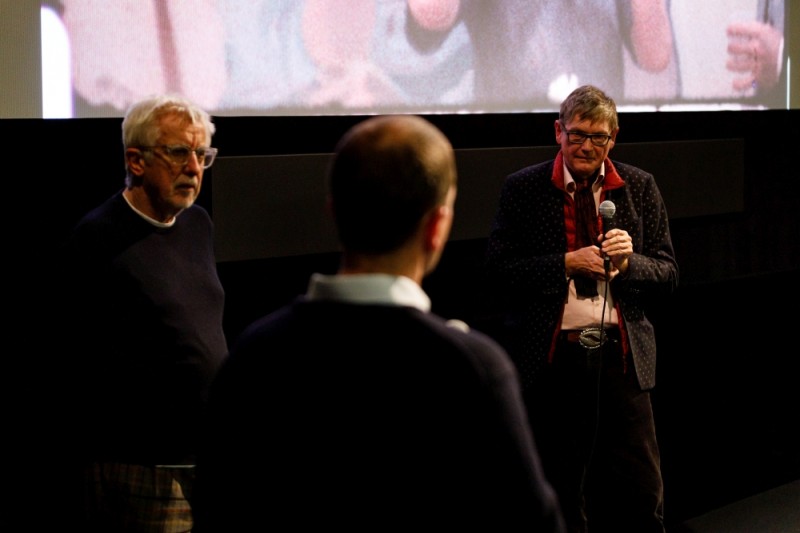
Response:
[598,200,634,276]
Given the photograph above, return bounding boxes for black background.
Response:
[10,108,799,527]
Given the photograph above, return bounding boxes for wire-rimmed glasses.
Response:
[139,144,218,168]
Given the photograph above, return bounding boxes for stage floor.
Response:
[668,479,800,533]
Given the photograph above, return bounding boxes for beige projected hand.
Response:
[726,20,783,93]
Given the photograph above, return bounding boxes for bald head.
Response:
[328,115,457,255]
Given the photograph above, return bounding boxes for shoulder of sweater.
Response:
[609,159,654,180]
[182,203,212,220]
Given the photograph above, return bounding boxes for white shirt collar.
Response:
[122,192,178,228]
[306,273,431,312]
[564,161,606,194]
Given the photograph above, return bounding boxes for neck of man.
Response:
[123,187,179,224]
[338,247,426,285]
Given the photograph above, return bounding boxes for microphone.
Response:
[598,200,616,272]
[598,200,616,232]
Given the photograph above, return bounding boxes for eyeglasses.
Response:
[564,130,612,147]
[139,144,218,169]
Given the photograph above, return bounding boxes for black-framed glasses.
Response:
[139,144,218,169]
[564,130,612,147]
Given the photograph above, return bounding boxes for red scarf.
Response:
[549,151,631,364]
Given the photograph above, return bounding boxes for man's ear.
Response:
[125,148,146,176]
[608,127,620,149]
[424,204,453,252]
[554,119,563,144]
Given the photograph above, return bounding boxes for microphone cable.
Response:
[579,232,614,497]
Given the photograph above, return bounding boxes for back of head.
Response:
[559,84,618,130]
[328,115,457,254]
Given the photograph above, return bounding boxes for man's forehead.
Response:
[157,117,208,143]
[565,116,611,132]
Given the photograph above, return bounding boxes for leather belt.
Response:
[560,327,619,349]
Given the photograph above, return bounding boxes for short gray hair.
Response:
[559,85,618,132]
[122,94,215,185]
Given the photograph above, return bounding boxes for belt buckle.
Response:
[578,327,605,350]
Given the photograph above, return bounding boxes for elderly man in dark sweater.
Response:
[54,94,227,532]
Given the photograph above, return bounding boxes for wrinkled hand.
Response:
[566,245,620,282]
[601,228,632,274]
[726,21,783,93]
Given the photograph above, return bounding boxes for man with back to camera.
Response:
[192,114,566,532]
[53,94,228,531]
[486,85,678,532]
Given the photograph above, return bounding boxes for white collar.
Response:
[564,161,606,194]
[306,273,431,312]
[122,192,178,228]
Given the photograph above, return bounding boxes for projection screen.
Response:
[1,0,794,119]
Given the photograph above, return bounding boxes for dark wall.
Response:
[209,139,745,262]
[28,109,799,282]
[13,109,800,526]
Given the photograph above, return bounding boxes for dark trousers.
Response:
[524,334,665,533]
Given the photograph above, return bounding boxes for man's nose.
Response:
[185,151,203,172]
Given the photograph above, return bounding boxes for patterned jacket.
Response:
[486,154,678,390]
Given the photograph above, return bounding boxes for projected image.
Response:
[41,0,788,118]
